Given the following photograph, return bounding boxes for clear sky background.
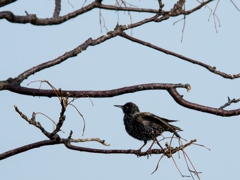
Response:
[1,0,240,179]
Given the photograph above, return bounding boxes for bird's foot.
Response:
[135,149,142,157]
[146,148,152,159]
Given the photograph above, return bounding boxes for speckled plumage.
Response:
[114,102,182,153]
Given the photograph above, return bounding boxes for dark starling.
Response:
[114,102,182,155]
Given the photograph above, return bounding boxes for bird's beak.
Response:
[114,105,123,109]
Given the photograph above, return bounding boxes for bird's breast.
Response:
[123,115,153,141]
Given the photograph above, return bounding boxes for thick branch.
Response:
[5,83,189,97]
[168,88,240,117]
[6,83,240,116]
[0,0,16,7]
[0,140,59,160]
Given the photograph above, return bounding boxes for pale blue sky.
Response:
[1,0,240,179]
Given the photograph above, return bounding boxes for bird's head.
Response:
[114,102,140,115]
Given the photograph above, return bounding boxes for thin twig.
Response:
[219,97,240,109]
[34,112,65,133]
[230,0,240,11]
[68,103,86,136]
[70,137,110,146]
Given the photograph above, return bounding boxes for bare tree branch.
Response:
[0,1,97,25]
[53,0,61,17]
[1,2,240,177]
[14,105,53,138]
[182,0,213,15]
[0,0,214,25]
[219,97,240,109]
[70,138,110,146]
[0,0,16,7]
[0,140,60,160]
[0,101,196,161]
[96,2,160,14]
[167,88,240,116]
[120,32,240,79]
[65,135,197,156]
[5,83,240,116]
[4,82,188,97]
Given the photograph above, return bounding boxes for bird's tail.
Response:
[170,124,182,138]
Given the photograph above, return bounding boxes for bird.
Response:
[114,102,182,155]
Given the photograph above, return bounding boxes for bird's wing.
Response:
[134,112,182,136]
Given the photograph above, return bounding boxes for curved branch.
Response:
[5,82,189,97]
[0,1,97,25]
[0,0,161,25]
[4,82,240,116]
[120,32,240,79]
[0,140,59,160]
[168,88,240,117]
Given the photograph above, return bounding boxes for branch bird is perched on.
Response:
[114,102,182,155]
